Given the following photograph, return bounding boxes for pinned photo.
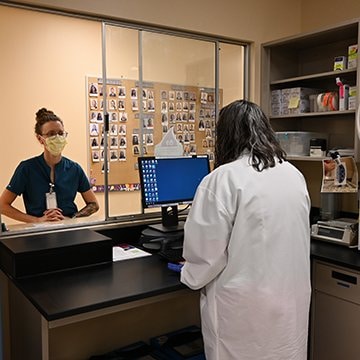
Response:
[110,136,118,148]
[91,137,99,148]
[89,82,98,96]
[130,88,138,99]
[89,111,97,122]
[109,99,117,111]
[119,112,128,122]
[176,91,183,100]
[110,150,118,161]
[110,112,118,122]
[144,117,154,129]
[108,86,117,97]
[132,134,139,145]
[90,123,99,136]
[161,90,167,100]
[92,150,100,162]
[133,145,140,155]
[119,124,127,135]
[132,99,139,111]
[90,98,98,110]
[110,124,118,136]
[145,133,154,145]
[118,86,126,98]
[118,100,125,111]
[119,150,126,161]
[119,136,127,148]
[148,99,155,112]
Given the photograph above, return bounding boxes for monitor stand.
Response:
[148,205,185,233]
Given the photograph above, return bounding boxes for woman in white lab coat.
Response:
[181,100,311,360]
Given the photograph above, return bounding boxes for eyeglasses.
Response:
[41,131,68,138]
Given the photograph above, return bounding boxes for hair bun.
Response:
[36,107,51,117]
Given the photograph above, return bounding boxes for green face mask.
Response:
[45,135,67,156]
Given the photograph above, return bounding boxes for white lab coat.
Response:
[181,155,311,360]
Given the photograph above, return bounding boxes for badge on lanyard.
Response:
[46,183,57,209]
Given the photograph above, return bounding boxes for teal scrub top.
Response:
[6,154,91,217]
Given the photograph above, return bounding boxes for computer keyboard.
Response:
[158,247,184,263]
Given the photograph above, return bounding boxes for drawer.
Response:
[313,261,360,305]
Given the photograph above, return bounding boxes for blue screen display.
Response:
[138,156,210,208]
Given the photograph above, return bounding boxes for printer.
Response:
[311,218,358,247]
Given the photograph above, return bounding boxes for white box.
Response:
[348,44,358,69]
[334,55,347,71]
[287,87,317,114]
[348,86,357,110]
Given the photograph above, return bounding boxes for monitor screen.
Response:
[138,155,210,209]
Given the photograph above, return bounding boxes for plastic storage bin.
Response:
[275,131,328,156]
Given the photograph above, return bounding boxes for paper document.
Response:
[113,244,152,262]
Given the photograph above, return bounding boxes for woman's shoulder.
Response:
[61,156,85,172]
[17,154,43,167]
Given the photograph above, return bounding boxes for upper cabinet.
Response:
[261,21,360,161]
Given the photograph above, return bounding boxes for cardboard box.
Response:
[348,44,358,69]
[334,56,347,71]
[348,86,357,110]
[287,87,317,114]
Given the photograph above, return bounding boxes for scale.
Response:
[311,217,359,247]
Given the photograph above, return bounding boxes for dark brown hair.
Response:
[215,100,286,171]
[34,108,63,135]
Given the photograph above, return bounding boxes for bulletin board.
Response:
[87,76,221,192]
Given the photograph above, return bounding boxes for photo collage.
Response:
[87,77,219,191]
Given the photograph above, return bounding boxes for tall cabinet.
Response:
[261,20,360,161]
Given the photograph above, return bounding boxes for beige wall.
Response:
[7,0,303,102]
[301,0,360,32]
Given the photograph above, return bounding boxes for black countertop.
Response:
[4,237,360,323]
[311,238,360,271]
[12,254,184,321]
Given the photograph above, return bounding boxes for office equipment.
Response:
[311,218,358,247]
[138,155,210,232]
[0,229,113,278]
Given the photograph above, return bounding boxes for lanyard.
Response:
[49,182,55,194]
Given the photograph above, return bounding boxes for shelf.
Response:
[270,69,357,86]
[286,156,327,161]
[270,110,355,120]
[261,20,359,161]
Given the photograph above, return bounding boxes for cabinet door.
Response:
[311,290,360,360]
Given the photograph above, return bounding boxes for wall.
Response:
[301,0,360,32]
[6,0,303,102]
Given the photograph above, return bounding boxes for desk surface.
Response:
[311,239,360,271]
[5,238,360,323]
[13,254,183,321]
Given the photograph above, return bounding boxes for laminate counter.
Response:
[311,238,360,271]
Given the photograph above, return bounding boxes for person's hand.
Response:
[39,208,66,222]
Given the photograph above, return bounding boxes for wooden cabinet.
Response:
[261,21,360,161]
[310,260,360,360]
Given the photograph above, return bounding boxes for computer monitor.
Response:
[138,155,210,232]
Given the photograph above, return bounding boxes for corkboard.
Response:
[87,76,221,192]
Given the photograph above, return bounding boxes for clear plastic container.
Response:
[275,131,328,156]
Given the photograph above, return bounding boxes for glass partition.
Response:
[0,5,104,233]
[0,3,248,235]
